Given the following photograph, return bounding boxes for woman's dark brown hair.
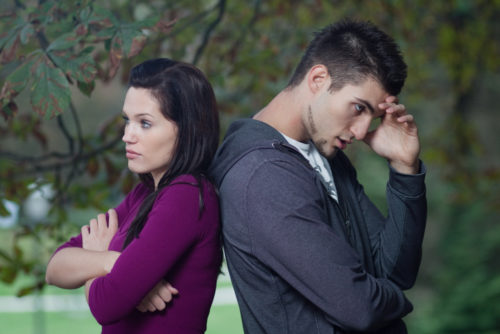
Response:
[122,58,219,248]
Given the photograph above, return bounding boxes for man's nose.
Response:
[351,117,372,140]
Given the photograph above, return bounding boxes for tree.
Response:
[0,0,184,295]
[1,0,499,332]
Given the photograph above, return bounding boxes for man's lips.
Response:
[126,149,140,159]
[336,138,348,150]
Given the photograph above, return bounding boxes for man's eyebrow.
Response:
[354,97,376,114]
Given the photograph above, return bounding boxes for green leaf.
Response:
[117,27,143,58]
[77,80,95,97]
[0,200,9,217]
[5,58,35,95]
[49,51,97,84]
[0,16,24,50]
[19,23,34,44]
[30,62,71,119]
[90,5,119,26]
[47,32,82,51]
[0,249,12,263]
[0,266,17,284]
[79,6,92,21]
[16,285,36,297]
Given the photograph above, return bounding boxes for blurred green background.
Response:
[0,0,499,333]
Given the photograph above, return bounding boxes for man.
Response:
[210,19,427,333]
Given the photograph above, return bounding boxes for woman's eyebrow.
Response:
[122,111,155,118]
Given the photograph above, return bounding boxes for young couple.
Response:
[46,19,426,334]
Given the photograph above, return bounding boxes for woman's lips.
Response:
[126,149,140,159]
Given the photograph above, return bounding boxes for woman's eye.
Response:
[122,116,129,124]
[141,120,152,129]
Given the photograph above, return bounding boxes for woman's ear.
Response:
[306,64,329,94]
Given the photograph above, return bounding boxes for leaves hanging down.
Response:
[0,59,34,119]
[0,15,34,63]
[30,61,71,119]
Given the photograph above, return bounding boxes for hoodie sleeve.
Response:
[348,158,427,290]
[242,156,412,332]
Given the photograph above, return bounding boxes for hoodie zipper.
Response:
[273,141,353,242]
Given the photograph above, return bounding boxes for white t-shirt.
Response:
[281,133,338,202]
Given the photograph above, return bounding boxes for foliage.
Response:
[0,0,174,295]
[0,0,499,332]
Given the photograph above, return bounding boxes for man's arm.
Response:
[242,157,412,332]
[353,161,427,289]
[360,96,427,288]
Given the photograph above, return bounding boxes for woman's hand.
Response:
[82,209,119,251]
[136,280,179,312]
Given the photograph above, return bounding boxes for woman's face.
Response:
[122,87,178,188]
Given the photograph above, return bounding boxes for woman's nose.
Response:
[122,125,136,143]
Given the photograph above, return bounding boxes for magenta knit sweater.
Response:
[53,175,222,333]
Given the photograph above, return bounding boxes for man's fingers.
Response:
[397,114,414,123]
[383,103,405,115]
[385,95,398,103]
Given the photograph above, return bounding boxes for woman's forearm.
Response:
[46,247,119,289]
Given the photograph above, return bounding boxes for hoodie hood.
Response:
[209,118,289,187]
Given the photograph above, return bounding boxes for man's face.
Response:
[304,77,389,159]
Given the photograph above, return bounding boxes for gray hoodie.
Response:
[209,118,427,334]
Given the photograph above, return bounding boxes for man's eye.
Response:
[354,104,365,113]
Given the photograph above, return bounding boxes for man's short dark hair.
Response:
[287,19,407,96]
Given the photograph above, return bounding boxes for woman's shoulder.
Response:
[170,174,215,189]
[155,174,219,221]
[157,174,216,198]
[127,182,152,200]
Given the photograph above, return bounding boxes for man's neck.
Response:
[253,88,309,143]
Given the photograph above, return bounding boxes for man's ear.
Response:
[307,65,329,94]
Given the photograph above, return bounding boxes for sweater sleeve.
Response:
[357,161,427,289]
[50,184,145,256]
[87,180,206,325]
[244,158,412,332]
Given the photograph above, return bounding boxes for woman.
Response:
[46,58,222,333]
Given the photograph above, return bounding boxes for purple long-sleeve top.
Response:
[53,174,222,333]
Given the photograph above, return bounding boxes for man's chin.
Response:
[318,146,338,160]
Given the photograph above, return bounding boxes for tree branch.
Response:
[26,134,123,175]
[192,0,226,65]
[166,6,214,38]
[69,101,84,156]
[0,150,71,162]
[229,0,261,55]
[56,114,75,156]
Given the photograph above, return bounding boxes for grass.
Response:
[0,226,244,333]
[0,270,244,333]
[0,305,243,334]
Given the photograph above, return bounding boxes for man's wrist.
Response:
[389,159,420,175]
